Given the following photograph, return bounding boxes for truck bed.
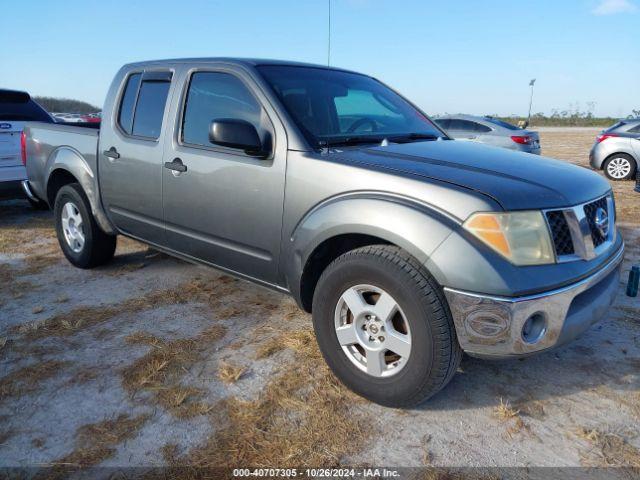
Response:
[23,122,99,204]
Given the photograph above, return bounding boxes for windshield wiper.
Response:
[320,136,386,147]
[388,133,442,143]
[319,132,445,148]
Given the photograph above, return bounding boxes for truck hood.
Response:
[333,140,610,210]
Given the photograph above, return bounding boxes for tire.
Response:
[603,154,636,181]
[312,245,462,408]
[54,183,116,268]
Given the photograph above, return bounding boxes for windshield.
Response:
[257,65,443,147]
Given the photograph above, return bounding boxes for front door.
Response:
[99,70,173,242]
[162,68,286,284]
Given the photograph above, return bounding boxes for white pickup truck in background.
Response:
[0,89,55,205]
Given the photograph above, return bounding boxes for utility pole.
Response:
[527,79,536,126]
[327,0,332,66]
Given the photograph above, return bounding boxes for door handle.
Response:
[164,158,187,173]
[103,147,120,159]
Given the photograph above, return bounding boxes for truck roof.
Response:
[121,57,361,75]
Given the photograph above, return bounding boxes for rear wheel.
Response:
[604,154,636,180]
[54,183,116,268]
[312,245,462,408]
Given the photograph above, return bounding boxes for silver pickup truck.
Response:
[23,58,624,407]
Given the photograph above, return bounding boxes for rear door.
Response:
[98,70,174,242]
[161,66,286,283]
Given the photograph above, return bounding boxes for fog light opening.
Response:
[522,313,547,344]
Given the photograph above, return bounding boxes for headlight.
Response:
[463,211,555,266]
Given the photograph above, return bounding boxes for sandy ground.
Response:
[0,127,639,472]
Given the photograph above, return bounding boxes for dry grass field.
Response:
[0,127,638,473]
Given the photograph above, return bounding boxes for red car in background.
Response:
[81,113,101,123]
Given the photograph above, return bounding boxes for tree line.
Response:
[34,96,100,114]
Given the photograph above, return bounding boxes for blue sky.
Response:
[1,0,638,117]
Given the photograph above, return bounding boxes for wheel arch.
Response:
[45,147,116,235]
[288,195,458,312]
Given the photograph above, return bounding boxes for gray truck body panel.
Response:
[23,58,623,358]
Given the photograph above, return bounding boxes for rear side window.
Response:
[0,90,52,122]
[181,72,262,147]
[117,73,141,134]
[434,119,451,130]
[449,119,491,133]
[483,117,519,131]
[628,124,640,133]
[117,72,171,139]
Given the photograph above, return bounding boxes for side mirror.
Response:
[209,119,265,156]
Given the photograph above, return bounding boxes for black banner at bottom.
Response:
[0,467,638,480]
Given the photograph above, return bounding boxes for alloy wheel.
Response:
[61,201,85,253]
[607,157,632,179]
[334,284,411,378]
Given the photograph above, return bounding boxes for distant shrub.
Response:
[494,115,617,128]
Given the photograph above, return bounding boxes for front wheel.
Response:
[312,245,462,408]
[604,154,636,180]
[54,183,117,268]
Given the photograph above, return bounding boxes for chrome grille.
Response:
[583,196,608,247]
[544,194,615,262]
[545,211,574,255]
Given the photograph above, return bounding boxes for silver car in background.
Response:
[589,119,640,181]
[434,114,541,154]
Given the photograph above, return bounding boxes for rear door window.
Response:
[117,71,172,139]
[483,117,518,131]
[132,81,171,138]
[448,119,477,132]
[628,124,640,133]
[450,119,492,133]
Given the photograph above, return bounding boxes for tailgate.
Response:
[0,121,24,167]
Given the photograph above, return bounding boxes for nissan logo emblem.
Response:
[594,207,609,238]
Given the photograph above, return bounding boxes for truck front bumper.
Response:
[443,244,624,359]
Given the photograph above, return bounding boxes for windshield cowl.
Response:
[318,132,447,150]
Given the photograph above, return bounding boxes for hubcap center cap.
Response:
[361,314,385,346]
